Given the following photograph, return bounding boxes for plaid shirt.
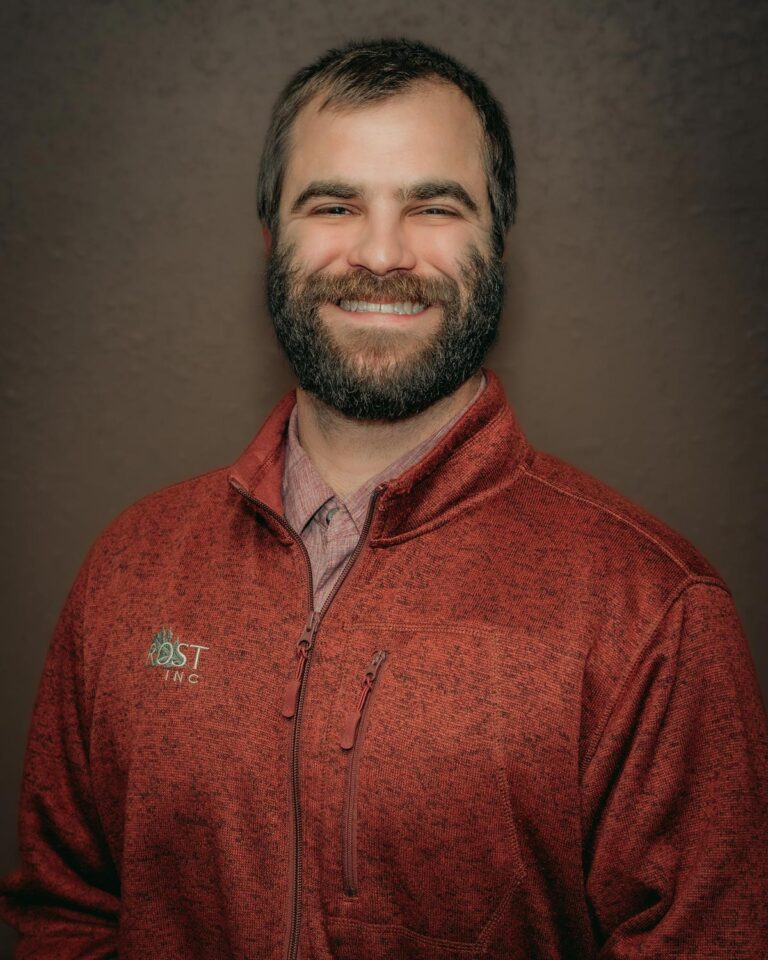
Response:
[282,375,486,610]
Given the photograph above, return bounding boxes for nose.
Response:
[346,211,417,275]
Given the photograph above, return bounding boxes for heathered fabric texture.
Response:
[282,375,486,610]
[1,370,766,959]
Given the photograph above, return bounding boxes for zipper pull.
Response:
[340,650,387,750]
[282,612,319,718]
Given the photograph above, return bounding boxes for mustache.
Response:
[299,270,459,306]
[271,241,483,307]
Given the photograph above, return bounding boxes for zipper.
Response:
[230,486,314,960]
[282,612,320,718]
[284,609,318,960]
[233,481,384,960]
[340,649,388,896]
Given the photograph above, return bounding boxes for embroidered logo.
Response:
[147,626,209,684]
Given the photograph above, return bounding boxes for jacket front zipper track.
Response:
[236,485,383,960]
[340,649,388,896]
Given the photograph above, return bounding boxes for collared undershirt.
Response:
[282,374,487,611]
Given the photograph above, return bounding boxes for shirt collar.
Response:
[228,369,529,546]
[282,374,487,536]
[281,406,335,535]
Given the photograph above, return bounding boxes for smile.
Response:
[336,300,428,315]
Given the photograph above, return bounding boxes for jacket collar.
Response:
[227,369,531,545]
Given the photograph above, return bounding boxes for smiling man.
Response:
[1,37,766,960]
[264,76,505,503]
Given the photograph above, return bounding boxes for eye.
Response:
[312,205,353,216]
[418,207,459,217]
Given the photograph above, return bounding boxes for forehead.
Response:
[281,81,487,208]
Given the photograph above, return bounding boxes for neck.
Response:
[294,372,482,500]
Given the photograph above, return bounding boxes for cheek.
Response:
[287,226,351,274]
[407,225,484,277]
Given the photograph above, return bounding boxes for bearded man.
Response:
[1,37,766,960]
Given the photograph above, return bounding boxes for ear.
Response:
[262,225,273,255]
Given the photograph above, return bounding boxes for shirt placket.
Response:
[312,499,361,610]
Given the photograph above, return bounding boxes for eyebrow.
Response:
[290,180,361,212]
[289,178,479,215]
[398,180,479,214]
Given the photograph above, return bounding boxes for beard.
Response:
[266,240,504,421]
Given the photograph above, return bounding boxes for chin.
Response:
[336,332,435,374]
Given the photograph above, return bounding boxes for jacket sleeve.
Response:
[582,580,768,958]
[0,558,120,958]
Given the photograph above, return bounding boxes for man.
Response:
[1,37,766,960]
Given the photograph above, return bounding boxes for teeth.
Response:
[338,300,427,315]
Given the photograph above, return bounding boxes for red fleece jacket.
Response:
[1,371,766,959]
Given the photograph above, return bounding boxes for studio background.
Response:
[1,1,765,952]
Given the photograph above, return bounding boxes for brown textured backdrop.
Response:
[1,1,766,952]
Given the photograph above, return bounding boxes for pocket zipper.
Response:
[340,649,387,896]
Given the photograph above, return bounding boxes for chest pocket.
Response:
[318,624,525,957]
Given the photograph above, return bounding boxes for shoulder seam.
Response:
[520,463,693,576]
[144,463,229,496]
[583,574,726,769]
[114,464,229,513]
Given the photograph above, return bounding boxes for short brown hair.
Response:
[256,38,516,257]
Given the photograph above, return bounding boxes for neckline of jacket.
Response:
[227,369,531,545]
